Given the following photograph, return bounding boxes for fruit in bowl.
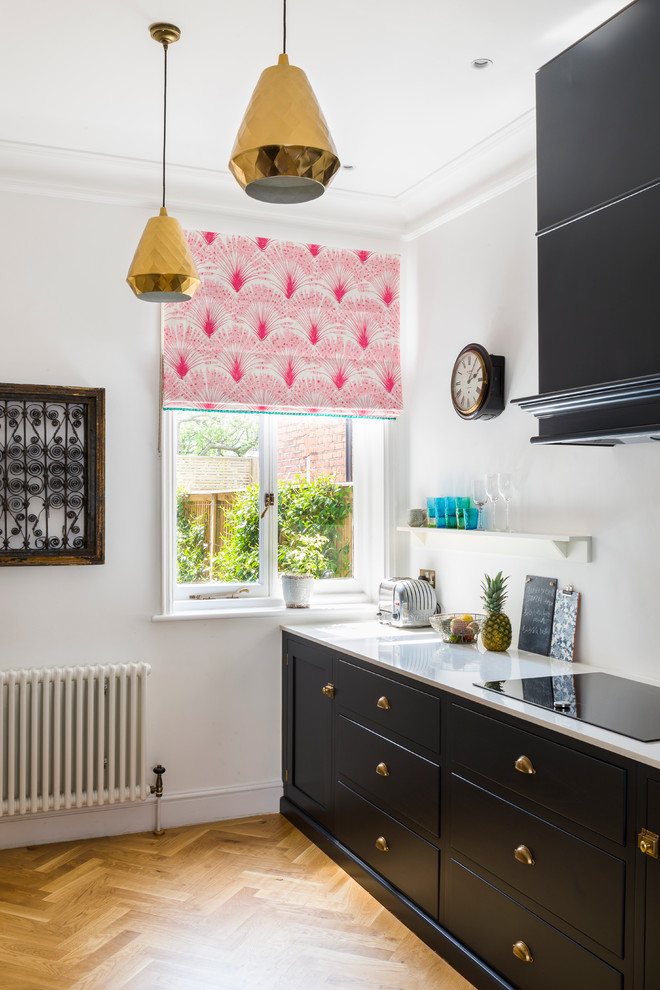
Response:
[429,612,487,643]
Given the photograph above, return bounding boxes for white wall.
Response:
[0,188,397,847]
[399,176,659,681]
[3,169,657,848]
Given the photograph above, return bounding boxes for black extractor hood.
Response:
[513,0,660,446]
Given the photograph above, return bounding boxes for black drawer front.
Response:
[449,774,625,955]
[337,716,440,836]
[449,705,626,843]
[335,782,439,919]
[337,660,441,753]
[445,860,623,990]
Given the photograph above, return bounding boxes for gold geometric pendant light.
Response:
[127,24,200,302]
[229,1,340,204]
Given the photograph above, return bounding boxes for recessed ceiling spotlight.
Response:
[471,58,493,69]
[342,164,356,170]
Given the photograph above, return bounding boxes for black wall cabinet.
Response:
[536,0,660,232]
[524,0,660,443]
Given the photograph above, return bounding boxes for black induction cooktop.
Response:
[475,672,660,742]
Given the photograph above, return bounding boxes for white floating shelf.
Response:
[397,526,592,562]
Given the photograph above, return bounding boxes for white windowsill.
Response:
[152,599,377,622]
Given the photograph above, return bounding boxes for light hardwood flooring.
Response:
[0,814,477,990]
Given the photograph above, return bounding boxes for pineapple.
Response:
[480,571,512,652]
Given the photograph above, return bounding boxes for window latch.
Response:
[189,588,250,601]
[260,492,275,519]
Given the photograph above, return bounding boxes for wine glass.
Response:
[470,478,488,530]
[498,472,513,532]
[484,473,500,531]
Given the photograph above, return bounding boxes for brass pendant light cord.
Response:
[161,41,168,209]
[282,0,286,54]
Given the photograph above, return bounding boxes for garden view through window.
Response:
[176,411,354,588]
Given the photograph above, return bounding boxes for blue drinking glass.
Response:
[461,506,479,529]
[456,497,470,529]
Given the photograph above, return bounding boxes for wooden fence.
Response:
[180,487,353,577]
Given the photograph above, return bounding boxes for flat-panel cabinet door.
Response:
[537,182,660,397]
[536,0,660,231]
[644,778,660,990]
[283,638,334,830]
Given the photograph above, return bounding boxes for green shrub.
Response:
[177,476,352,583]
[278,532,330,577]
[176,491,209,583]
[277,476,353,579]
[212,485,261,582]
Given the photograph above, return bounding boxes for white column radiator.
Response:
[0,661,150,817]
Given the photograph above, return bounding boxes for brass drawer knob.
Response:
[514,844,535,866]
[376,762,390,777]
[512,941,533,963]
[322,683,335,698]
[375,836,389,853]
[514,755,536,775]
[377,696,391,710]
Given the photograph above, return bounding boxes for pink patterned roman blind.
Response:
[162,231,402,419]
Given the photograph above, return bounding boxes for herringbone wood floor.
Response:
[0,814,477,990]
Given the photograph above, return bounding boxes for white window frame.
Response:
[160,411,388,616]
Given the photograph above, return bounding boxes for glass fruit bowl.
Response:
[429,612,487,643]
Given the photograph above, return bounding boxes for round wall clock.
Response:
[450,343,505,420]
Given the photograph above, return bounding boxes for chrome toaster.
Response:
[377,577,438,628]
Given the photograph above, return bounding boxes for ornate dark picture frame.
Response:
[0,384,105,565]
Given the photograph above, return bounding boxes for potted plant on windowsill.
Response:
[279,533,330,608]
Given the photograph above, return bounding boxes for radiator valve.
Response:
[151,764,166,798]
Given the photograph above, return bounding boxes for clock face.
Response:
[451,346,489,417]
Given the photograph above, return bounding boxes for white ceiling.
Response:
[0,0,629,228]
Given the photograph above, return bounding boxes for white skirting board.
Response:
[0,779,283,850]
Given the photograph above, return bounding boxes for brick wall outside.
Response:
[177,455,258,493]
[277,419,349,482]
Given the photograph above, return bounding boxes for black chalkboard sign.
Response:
[518,575,558,655]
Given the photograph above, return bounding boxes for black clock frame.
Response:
[451,343,505,421]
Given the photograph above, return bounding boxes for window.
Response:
[158,228,401,615]
[161,410,386,614]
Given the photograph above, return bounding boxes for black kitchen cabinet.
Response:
[335,781,440,919]
[446,700,632,990]
[537,182,660,395]
[449,703,627,843]
[445,860,623,990]
[281,632,655,990]
[449,774,625,955]
[520,0,660,446]
[641,775,660,990]
[333,653,441,917]
[536,0,660,232]
[282,636,335,830]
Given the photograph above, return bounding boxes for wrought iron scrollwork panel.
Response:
[0,385,104,565]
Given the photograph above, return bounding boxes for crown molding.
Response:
[0,111,537,241]
[400,109,537,239]
[0,138,405,240]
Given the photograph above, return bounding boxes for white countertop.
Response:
[282,619,660,770]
